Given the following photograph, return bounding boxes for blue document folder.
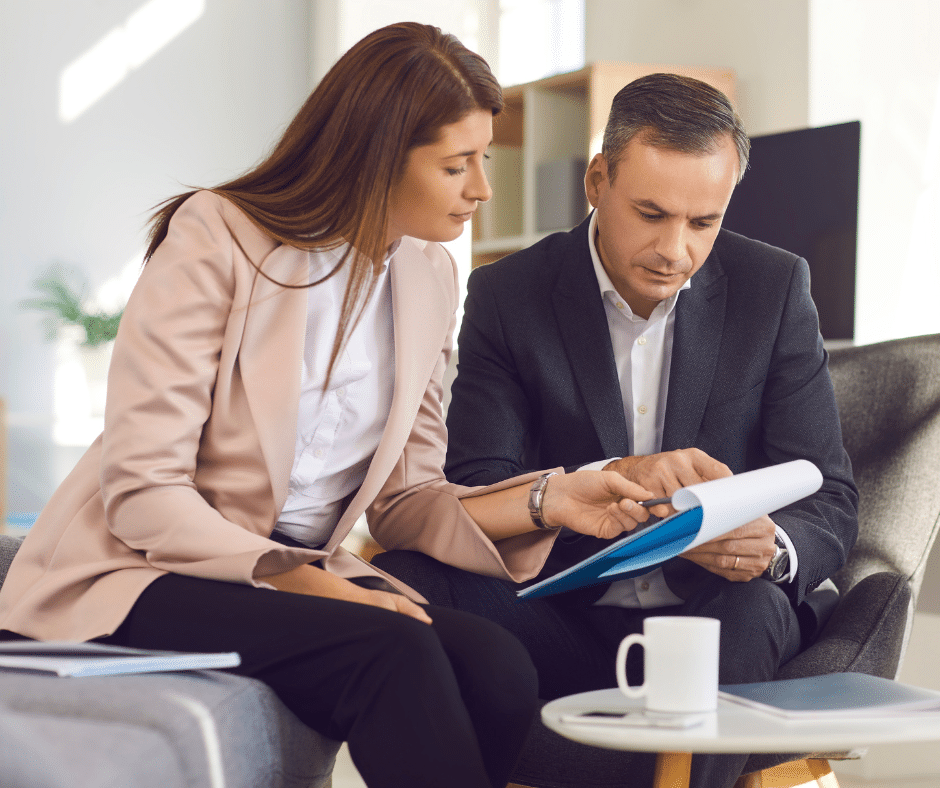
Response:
[517,459,823,600]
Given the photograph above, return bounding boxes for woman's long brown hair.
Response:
[145,22,502,383]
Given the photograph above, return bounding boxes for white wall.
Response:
[810,0,940,345]
[0,0,311,509]
[585,0,810,137]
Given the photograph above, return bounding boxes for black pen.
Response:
[639,497,672,508]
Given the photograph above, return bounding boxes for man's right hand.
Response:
[604,449,731,515]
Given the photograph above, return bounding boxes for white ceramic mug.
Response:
[616,616,720,714]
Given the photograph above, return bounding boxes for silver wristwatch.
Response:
[528,472,561,530]
[762,535,790,582]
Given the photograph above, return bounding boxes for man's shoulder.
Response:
[713,227,803,269]
[470,221,588,287]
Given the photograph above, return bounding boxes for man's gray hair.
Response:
[602,73,750,183]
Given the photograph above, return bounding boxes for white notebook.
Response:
[0,640,240,678]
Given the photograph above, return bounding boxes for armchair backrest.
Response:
[828,333,940,605]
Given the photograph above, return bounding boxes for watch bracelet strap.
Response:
[528,472,561,530]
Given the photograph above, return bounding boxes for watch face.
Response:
[769,548,790,580]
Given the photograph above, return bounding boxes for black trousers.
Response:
[99,572,539,788]
[372,550,803,788]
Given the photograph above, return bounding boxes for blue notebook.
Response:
[719,673,940,718]
[518,459,823,600]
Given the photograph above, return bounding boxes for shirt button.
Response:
[640,581,650,591]
[637,405,648,415]
[638,336,647,345]
[616,301,625,310]
[336,387,346,398]
[314,448,324,458]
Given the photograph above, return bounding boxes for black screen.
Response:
[722,121,860,341]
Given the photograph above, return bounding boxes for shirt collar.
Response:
[587,210,691,321]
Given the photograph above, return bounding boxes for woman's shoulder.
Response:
[173,190,280,261]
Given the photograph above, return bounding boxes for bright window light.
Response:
[59,0,205,123]
[498,0,584,87]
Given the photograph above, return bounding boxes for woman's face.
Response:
[387,109,493,247]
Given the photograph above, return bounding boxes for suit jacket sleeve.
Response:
[366,247,559,582]
[751,257,858,605]
[443,263,547,486]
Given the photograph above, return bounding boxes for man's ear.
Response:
[584,153,608,208]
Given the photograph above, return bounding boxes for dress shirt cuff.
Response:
[577,458,621,472]
[773,524,798,584]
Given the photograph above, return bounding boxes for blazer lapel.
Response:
[238,247,309,514]
[662,252,727,451]
[325,240,452,550]
[552,218,630,458]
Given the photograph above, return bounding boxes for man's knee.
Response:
[683,578,800,682]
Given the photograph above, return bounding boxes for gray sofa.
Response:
[0,536,342,788]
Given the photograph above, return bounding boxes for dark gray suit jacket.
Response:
[444,215,858,610]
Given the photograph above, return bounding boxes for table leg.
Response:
[654,752,692,788]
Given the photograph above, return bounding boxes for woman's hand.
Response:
[264,564,432,624]
[540,470,655,540]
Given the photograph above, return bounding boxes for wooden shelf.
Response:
[473,62,737,268]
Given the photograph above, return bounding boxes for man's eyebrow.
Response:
[632,199,724,222]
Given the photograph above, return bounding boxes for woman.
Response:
[0,23,654,788]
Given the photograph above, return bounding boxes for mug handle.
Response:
[616,633,646,698]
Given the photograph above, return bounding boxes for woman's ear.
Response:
[584,153,609,209]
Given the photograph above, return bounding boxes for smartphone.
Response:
[558,709,706,729]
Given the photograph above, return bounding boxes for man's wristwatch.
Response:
[528,472,561,530]
[762,535,790,582]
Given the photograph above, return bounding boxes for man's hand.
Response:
[604,449,731,519]
[605,449,731,496]
[680,515,777,581]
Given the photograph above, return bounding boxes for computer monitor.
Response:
[722,121,860,341]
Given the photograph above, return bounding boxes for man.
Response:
[373,74,858,788]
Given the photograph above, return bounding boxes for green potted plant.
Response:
[22,264,125,419]
[21,264,123,347]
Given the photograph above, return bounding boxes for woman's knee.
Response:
[430,607,539,709]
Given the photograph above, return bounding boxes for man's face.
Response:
[585,134,740,319]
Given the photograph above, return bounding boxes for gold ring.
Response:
[733,555,740,570]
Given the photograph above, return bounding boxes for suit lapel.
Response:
[326,239,452,550]
[552,218,630,458]
[662,252,727,451]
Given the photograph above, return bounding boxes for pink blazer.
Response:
[0,192,557,641]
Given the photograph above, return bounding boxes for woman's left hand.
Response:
[541,471,655,540]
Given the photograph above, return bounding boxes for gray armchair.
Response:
[506,333,940,788]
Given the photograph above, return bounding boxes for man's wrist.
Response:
[579,458,620,472]
[764,526,797,583]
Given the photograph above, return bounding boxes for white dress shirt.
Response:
[580,212,796,608]
[275,243,396,548]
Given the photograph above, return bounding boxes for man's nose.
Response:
[654,223,686,264]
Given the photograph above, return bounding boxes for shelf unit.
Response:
[472,62,737,268]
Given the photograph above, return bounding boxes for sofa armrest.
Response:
[780,571,911,680]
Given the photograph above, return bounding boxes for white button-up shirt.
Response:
[275,243,396,548]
